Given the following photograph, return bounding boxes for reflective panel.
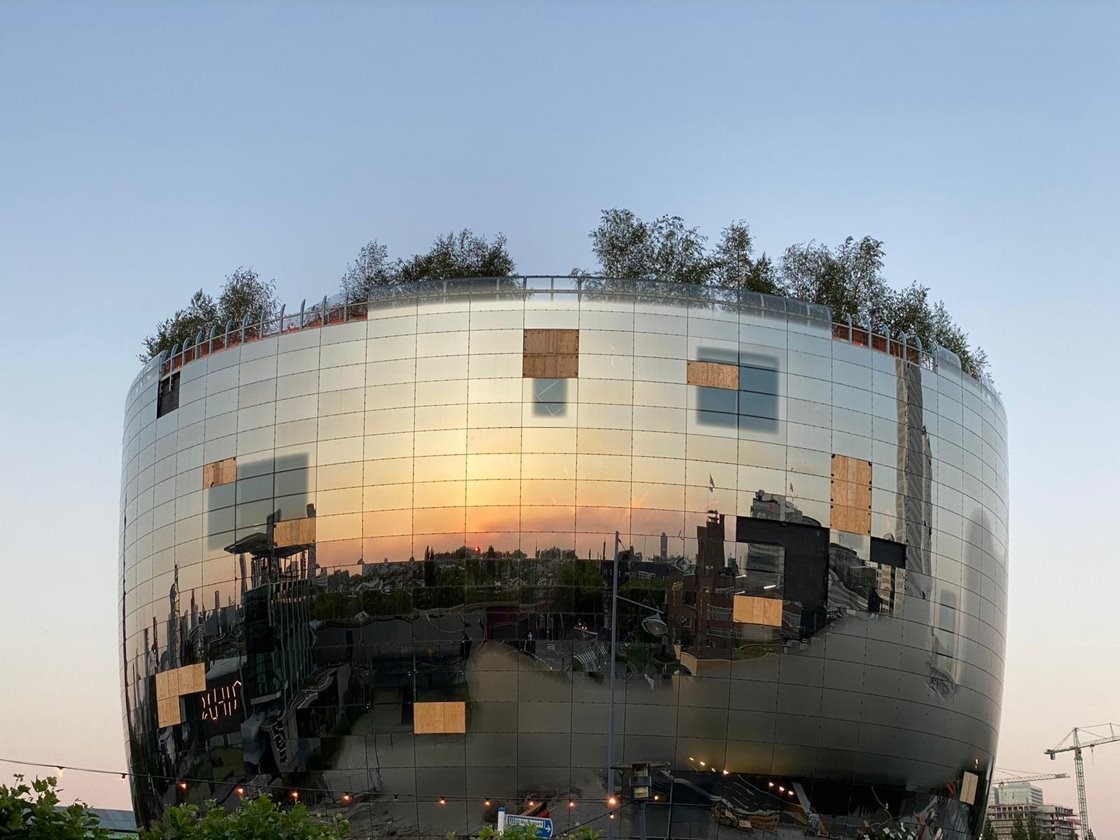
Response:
[121,284,1007,840]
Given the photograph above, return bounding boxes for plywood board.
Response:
[157,696,181,728]
[203,457,237,488]
[155,669,173,700]
[179,663,206,694]
[554,354,579,379]
[274,517,316,548]
[687,360,739,391]
[960,771,978,805]
[831,504,871,535]
[733,595,783,627]
[524,329,579,355]
[413,701,467,734]
[831,454,872,535]
[523,353,579,379]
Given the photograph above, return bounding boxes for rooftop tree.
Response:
[585,208,712,284]
[140,289,217,363]
[396,229,515,283]
[339,239,394,303]
[583,208,987,377]
[140,267,277,362]
[141,215,988,378]
[711,220,782,295]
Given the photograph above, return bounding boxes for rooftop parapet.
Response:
[128,276,1000,412]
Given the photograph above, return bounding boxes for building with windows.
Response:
[986,785,1077,840]
[120,278,1008,839]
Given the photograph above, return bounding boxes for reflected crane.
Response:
[1044,723,1120,839]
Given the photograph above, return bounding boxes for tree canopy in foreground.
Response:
[141,795,348,839]
[141,213,987,377]
[0,775,109,839]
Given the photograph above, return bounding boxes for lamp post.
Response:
[606,532,669,840]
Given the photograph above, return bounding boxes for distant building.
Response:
[986,786,1077,840]
[55,807,138,837]
[993,782,1043,807]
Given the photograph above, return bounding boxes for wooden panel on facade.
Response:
[178,663,206,694]
[831,505,872,535]
[157,696,181,728]
[413,701,467,734]
[155,669,175,700]
[274,516,316,548]
[523,353,579,378]
[155,663,206,728]
[687,360,739,391]
[524,328,579,355]
[831,454,872,535]
[960,771,979,805]
[733,594,783,627]
[523,329,580,379]
[203,457,237,488]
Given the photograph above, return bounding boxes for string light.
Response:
[0,756,622,822]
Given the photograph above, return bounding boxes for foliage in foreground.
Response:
[0,775,109,839]
[141,795,348,839]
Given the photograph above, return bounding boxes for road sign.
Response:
[498,808,554,839]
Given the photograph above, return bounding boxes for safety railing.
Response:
[155,276,980,388]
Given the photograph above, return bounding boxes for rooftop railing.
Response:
[151,275,995,400]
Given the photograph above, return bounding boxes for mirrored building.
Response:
[119,279,1008,839]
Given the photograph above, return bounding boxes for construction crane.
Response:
[993,771,1069,788]
[990,771,1068,806]
[1044,723,1120,839]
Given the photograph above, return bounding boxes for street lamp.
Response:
[606,532,669,840]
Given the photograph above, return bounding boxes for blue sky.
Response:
[1,1,1118,832]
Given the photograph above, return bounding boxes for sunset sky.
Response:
[1,3,1118,835]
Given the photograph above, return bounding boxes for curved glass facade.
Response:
[119,281,1008,839]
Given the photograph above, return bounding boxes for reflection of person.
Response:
[868,587,883,614]
[526,630,536,656]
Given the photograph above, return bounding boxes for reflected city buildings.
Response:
[119,280,1008,839]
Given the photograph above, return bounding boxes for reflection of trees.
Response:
[555,560,602,614]
[310,589,414,620]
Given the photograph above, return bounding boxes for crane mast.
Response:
[1045,722,1120,839]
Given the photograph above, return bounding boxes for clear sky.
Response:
[1,1,1118,834]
